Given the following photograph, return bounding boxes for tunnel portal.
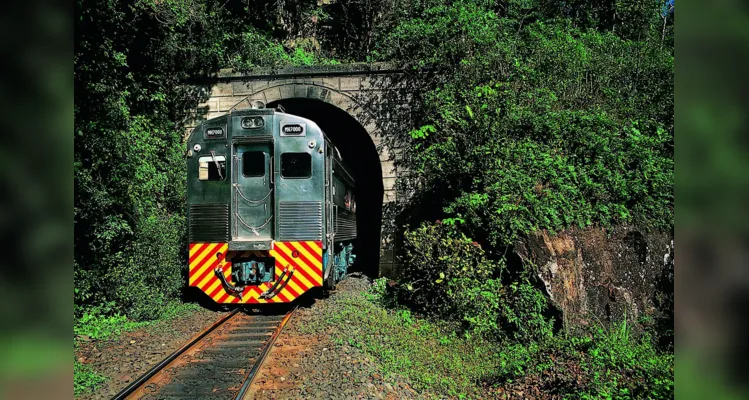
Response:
[185,64,404,277]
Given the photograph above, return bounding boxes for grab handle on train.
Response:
[270,156,274,184]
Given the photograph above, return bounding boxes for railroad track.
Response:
[111,307,295,400]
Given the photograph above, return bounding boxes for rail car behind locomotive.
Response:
[186,103,357,304]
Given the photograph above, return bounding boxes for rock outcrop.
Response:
[516,225,674,332]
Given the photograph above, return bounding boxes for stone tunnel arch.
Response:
[227,83,390,277]
[186,66,404,277]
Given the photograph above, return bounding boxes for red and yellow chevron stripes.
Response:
[188,241,323,304]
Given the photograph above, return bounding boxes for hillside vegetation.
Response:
[75,0,673,397]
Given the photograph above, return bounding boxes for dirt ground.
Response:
[76,277,421,400]
[76,307,230,400]
[245,276,422,400]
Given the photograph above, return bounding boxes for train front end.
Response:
[186,105,327,304]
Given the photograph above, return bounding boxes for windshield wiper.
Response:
[210,150,224,180]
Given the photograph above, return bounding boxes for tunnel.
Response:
[267,98,383,278]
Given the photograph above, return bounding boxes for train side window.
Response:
[198,155,226,181]
[242,151,265,177]
[280,153,312,178]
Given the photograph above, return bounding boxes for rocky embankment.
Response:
[517,225,674,332]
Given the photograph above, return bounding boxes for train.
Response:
[185,101,357,304]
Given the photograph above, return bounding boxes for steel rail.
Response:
[233,307,297,400]
[110,308,240,400]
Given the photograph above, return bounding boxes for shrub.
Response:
[582,323,674,399]
[112,209,185,321]
[366,277,398,308]
[399,222,553,341]
[399,221,495,317]
[489,319,673,399]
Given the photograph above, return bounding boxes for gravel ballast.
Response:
[77,277,433,400]
[246,276,423,400]
[75,307,230,400]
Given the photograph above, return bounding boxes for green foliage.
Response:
[74,0,305,321]
[74,301,198,340]
[72,301,199,395]
[367,277,389,300]
[400,222,553,341]
[498,280,553,341]
[229,33,342,72]
[493,320,674,399]
[390,17,672,245]
[74,311,145,341]
[399,222,494,313]
[74,359,107,396]
[302,282,501,398]
[306,279,672,399]
[74,0,674,395]
[377,9,674,397]
[373,0,672,250]
[75,110,187,320]
[74,0,352,323]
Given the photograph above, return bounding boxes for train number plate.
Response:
[281,123,306,136]
[205,127,225,139]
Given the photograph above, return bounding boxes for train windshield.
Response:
[197,155,226,181]
[242,151,265,177]
[280,153,311,178]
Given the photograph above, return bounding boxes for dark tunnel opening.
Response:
[267,98,383,278]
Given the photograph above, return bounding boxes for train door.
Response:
[232,142,273,241]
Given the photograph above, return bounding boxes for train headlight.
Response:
[241,117,265,129]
